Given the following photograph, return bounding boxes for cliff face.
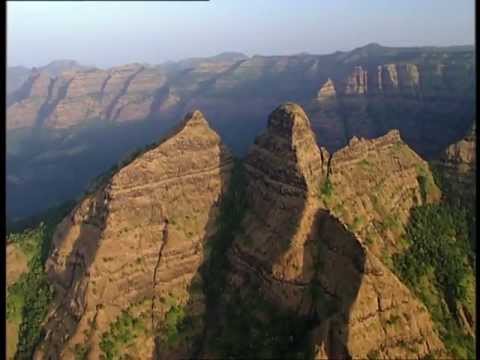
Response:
[8,46,474,154]
[8,103,470,359]
[223,103,444,359]
[326,130,440,259]
[7,44,475,245]
[35,111,234,359]
[434,122,476,206]
[7,71,52,128]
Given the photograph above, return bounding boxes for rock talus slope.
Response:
[34,111,234,359]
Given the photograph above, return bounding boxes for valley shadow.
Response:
[151,144,236,359]
[179,144,315,358]
[37,185,110,359]
[301,209,366,360]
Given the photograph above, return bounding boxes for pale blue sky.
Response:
[7,0,475,68]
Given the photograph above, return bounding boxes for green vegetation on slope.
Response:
[7,223,54,360]
[99,310,145,360]
[7,202,72,359]
[208,283,312,359]
[392,203,475,359]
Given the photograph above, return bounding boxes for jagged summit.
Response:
[317,78,336,100]
[267,102,310,134]
[247,102,327,197]
[35,109,234,359]
[157,109,221,152]
[182,109,210,127]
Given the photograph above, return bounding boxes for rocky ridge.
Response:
[434,122,476,206]
[8,101,469,359]
[224,103,445,359]
[34,110,234,359]
[7,45,474,223]
[7,45,474,158]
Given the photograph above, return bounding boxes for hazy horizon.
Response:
[7,0,475,69]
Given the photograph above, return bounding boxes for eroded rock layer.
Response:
[35,111,233,359]
[435,122,476,206]
[227,103,445,359]
[326,130,441,258]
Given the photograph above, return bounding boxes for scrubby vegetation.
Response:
[7,223,54,360]
[415,164,436,203]
[393,203,475,359]
[320,177,334,198]
[6,201,73,359]
[99,310,145,359]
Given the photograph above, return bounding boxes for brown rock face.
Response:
[435,122,476,206]
[336,63,421,97]
[327,129,441,258]
[7,72,52,128]
[226,103,444,359]
[442,122,476,166]
[342,66,368,95]
[317,78,336,100]
[246,102,328,196]
[35,111,234,359]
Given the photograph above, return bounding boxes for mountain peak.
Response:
[184,109,208,125]
[363,42,383,49]
[267,102,311,137]
[247,103,326,196]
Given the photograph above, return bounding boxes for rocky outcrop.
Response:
[434,122,476,206]
[317,78,336,101]
[341,66,368,95]
[225,103,445,359]
[35,111,234,359]
[336,63,429,98]
[442,122,476,166]
[326,130,441,258]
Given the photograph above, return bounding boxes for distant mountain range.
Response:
[6,43,475,221]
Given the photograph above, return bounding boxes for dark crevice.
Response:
[148,85,171,118]
[34,76,75,129]
[105,67,145,121]
[34,78,56,128]
[326,153,333,177]
[151,220,169,330]
[99,73,112,100]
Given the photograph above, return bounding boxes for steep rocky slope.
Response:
[34,111,234,359]
[434,122,476,207]
[212,103,445,359]
[323,130,440,260]
[8,103,474,359]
